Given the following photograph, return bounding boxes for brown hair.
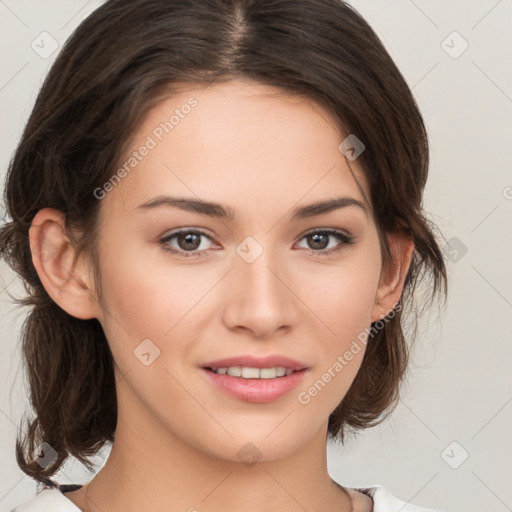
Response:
[0,0,447,487]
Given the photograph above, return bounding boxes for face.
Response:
[92,78,385,462]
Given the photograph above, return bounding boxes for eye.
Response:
[159,228,217,258]
[295,229,355,256]
[159,227,355,259]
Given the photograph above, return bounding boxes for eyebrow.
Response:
[135,195,367,221]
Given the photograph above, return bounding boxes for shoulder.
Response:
[349,484,448,512]
[10,485,82,512]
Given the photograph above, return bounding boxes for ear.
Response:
[28,208,102,320]
[371,231,414,322]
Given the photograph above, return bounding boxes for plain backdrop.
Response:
[1,1,511,511]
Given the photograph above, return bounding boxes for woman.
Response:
[1,0,448,510]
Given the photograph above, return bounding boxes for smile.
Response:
[207,366,295,379]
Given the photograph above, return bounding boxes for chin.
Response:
[189,418,319,464]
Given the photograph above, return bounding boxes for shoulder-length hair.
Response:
[0,0,447,487]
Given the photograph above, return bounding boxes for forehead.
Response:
[103,79,370,220]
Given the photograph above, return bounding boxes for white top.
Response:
[10,484,447,511]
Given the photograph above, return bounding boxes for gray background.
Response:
[1,1,511,511]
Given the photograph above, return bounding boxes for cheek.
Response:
[96,241,223,371]
[331,265,380,328]
[295,281,378,421]
[297,245,382,403]
[306,251,382,341]
[98,235,197,326]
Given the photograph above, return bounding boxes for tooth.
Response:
[242,367,260,378]
[227,366,242,377]
[218,366,295,378]
[276,367,286,377]
[259,368,278,379]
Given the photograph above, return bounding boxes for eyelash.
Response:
[159,228,355,259]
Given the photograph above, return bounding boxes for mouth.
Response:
[200,356,309,403]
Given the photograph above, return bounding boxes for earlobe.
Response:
[371,232,414,322]
[28,208,101,320]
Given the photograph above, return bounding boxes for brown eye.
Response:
[307,232,330,250]
[176,232,201,251]
[160,229,215,258]
[296,229,354,256]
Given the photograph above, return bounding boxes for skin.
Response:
[29,78,413,512]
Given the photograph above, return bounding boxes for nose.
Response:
[221,241,298,339]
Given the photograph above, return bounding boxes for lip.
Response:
[202,367,308,403]
[201,354,308,372]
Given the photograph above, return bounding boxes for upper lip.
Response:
[202,355,308,371]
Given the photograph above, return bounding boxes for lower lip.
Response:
[202,368,308,403]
